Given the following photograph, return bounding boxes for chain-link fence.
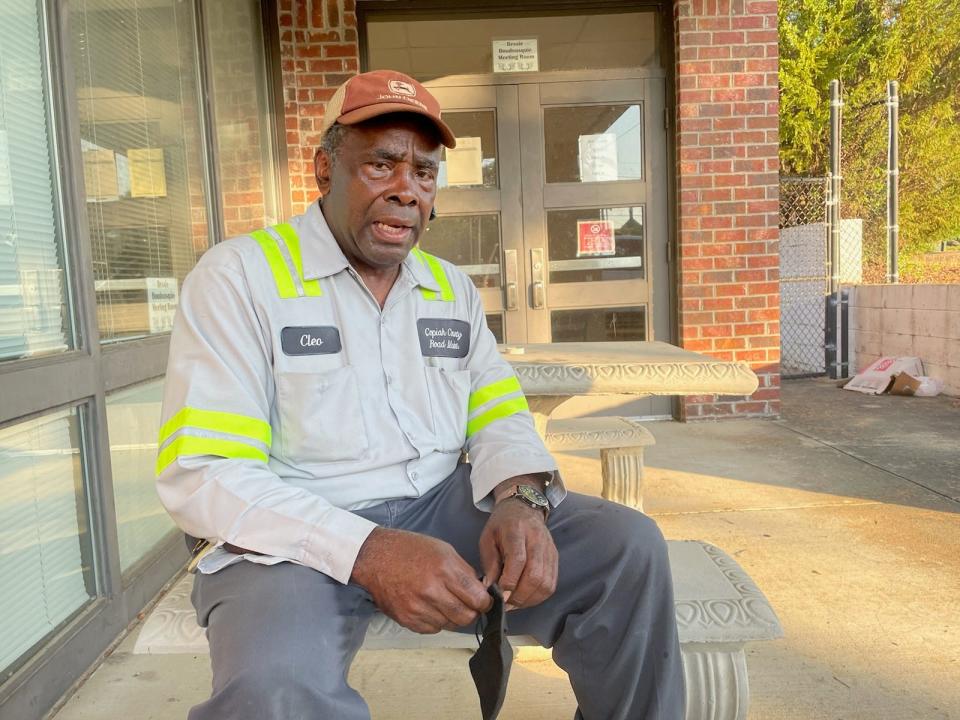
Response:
[780,176,829,377]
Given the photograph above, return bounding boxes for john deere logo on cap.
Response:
[388,79,416,97]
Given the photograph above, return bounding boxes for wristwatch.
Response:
[497,484,550,521]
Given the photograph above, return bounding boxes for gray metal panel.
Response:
[537,77,646,104]
[543,181,648,209]
[102,337,170,392]
[549,279,650,309]
[433,189,501,215]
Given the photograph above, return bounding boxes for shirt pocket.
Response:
[423,366,471,453]
[277,366,369,463]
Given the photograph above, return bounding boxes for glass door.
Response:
[418,85,524,343]
[422,76,668,349]
[519,78,667,344]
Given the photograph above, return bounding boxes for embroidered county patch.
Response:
[417,318,470,358]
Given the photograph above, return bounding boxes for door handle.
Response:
[503,249,519,311]
[530,248,545,309]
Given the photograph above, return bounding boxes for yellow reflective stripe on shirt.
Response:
[250,228,298,298]
[468,376,523,413]
[466,396,530,438]
[155,436,269,475]
[411,247,454,302]
[158,407,272,447]
[273,223,323,297]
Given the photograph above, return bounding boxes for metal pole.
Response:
[886,80,900,283]
[826,80,844,378]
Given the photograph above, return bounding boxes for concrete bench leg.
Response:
[682,645,750,720]
[600,446,645,511]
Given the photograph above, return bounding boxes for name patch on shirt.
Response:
[281,326,342,355]
[417,318,470,358]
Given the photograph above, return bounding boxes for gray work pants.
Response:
[188,464,685,719]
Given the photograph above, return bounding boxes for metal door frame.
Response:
[429,70,669,346]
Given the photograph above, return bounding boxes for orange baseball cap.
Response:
[321,70,457,148]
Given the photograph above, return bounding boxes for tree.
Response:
[779,0,960,281]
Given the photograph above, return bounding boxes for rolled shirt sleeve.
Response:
[460,280,566,511]
[156,247,376,584]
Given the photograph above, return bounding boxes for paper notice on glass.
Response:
[492,38,539,73]
[129,148,167,198]
[445,136,483,187]
[578,133,618,182]
[83,148,120,201]
[145,277,179,333]
[577,220,616,257]
[0,130,12,206]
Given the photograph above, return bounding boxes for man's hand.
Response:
[351,527,492,634]
[479,486,558,611]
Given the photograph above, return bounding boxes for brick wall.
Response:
[277,0,359,214]
[674,0,781,419]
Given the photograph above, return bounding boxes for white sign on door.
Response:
[145,277,179,333]
[578,133,619,183]
[492,38,539,73]
[444,136,483,187]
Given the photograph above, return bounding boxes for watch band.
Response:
[495,484,550,521]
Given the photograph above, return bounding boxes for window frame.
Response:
[0,0,287,715]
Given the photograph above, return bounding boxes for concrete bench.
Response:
[544,416,655,511]
[134,540,781,720]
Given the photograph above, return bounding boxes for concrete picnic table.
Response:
[499,340,760,433]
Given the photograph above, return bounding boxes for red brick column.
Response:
[277,0,359,214]
[674,0,780,419]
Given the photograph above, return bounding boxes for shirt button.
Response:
[385,374,393,385]
[410,471,419,481]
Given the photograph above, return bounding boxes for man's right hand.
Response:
[350,527,493,634]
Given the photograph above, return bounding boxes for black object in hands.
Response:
[469,584,513,720]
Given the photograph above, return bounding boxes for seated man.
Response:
[156,69,684,720]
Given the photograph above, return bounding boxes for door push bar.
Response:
[530,248,545,309]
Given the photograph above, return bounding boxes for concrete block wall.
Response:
[849,284,960,396]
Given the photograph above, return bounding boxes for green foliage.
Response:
[779,0,960,280]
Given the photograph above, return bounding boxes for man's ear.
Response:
[314,148,332,196]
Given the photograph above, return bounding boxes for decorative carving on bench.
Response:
[513,361,758,397]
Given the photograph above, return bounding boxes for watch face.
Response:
[517,484,548,507]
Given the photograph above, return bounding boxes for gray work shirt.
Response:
[157,201,562,583]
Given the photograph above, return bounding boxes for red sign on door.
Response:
[576,220,616,257]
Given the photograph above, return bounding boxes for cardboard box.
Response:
[843,356,924,395]
[888,372,922,396]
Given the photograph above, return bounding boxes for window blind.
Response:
[0,408,93,676]
[0,0,71,362]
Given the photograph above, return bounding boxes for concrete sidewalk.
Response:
[48,378,960,720]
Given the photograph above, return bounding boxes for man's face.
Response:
[316,115,442,274]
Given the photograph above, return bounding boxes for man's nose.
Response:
[386,168,419,207]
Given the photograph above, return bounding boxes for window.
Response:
[70,0,212,342]
[0,0,74,362]
[107,380,175,572]
[366,11,659,81]
[0,408,95,678]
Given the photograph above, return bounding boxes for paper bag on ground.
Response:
[843,357,924,395]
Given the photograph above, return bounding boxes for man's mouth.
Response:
[372,220,414,241]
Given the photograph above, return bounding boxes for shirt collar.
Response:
[300,201,349,280]
[300,200,441,292]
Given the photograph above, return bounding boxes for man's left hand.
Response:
[479,494,558,611]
